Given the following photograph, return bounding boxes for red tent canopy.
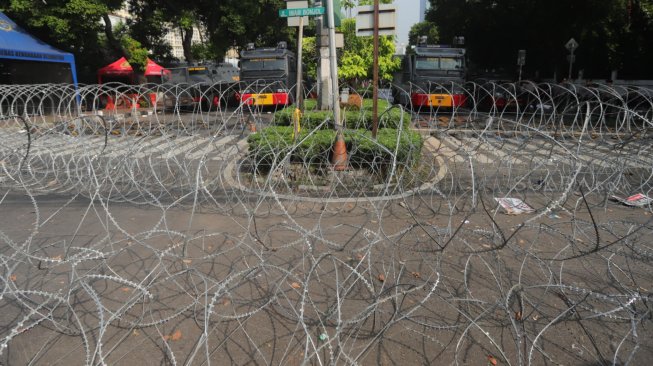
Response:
[97,57,168,84]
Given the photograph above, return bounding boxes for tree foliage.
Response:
[427,0,653,79]
[338,18,401,83]
[301,36,317,80]
[408,21,439,47]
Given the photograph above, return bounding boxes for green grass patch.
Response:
[247,126,423,173]
[272,99,407,130]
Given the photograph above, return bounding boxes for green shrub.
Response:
[247,126,423,172]
[273,99,407,130]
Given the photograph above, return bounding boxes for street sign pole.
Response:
[565,38,579,81]
[372,0,379,139]
[517,49,526,82]
[568,48,574,81]
[293,16,304,140]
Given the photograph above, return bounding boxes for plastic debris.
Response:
[318,333,328,341]
[610,193,653,207]
[494,197,535,215]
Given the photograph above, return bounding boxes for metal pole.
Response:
[518,65,522,82]
[326,0,347,170]
[568,49,574,81]
[371,0,379,139]
[326,0,340,128]
[295,17,304,110]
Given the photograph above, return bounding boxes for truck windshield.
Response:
[416,57,463,71]
[187,67,211,83]
[241,58,286,72]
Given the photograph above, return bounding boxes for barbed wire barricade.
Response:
[0,81,652,365]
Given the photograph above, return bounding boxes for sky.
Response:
[396,0,423,48]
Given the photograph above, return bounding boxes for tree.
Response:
[0,0,124,81]
[0,0,159,81]
[202,0,295,60]
[426,0,653,79]
[338,18,401,84]
[126,1,174,62]
[302,36,318,80]
[408,21,439,46]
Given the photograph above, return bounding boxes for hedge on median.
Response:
[247,125,423,172]
[272,99,408,130]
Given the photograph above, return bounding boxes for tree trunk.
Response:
[102,14,124,57]
[181,26,195,64]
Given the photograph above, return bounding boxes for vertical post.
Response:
[568,48,574,81]
[295,16,304,110]
[518,65,523,82]
[293,16,304,140]
[371,0,379,139]
[326,0,340,127]
[327,0,347,170]
[316,13,331,110]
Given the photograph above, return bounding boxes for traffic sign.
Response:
[279,7,325,17]
[517,49,526,66]
[565,38,579,51]
[356,4,396,37]
[286,1,308,27]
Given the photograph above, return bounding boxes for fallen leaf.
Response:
[532,314,539,321]
[518,239,525,245]
[377,274,385,282]
[121,287,131,293]
[488,355,498,365]
[182,259,192,264]
[291,282,301,289]
[515,311,522,321]
[163,330,182,341]
[355,253,364,261]
[222,299,231,306]
[51,255,63,261]
[411,272,420,279]
[10,274,17,281]
[132,330,140,336]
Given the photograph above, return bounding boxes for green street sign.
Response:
[279,7,325,17]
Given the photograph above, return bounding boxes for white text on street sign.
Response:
[279,7,325,17]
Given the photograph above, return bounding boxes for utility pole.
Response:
[371,0,379,139]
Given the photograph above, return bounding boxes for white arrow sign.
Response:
[565,38,579,51]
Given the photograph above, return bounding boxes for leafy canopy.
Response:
[338,18,400,82]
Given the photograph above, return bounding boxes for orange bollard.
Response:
[104,95,116,110]
[331,137,348,171]
[149,93,157,107]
